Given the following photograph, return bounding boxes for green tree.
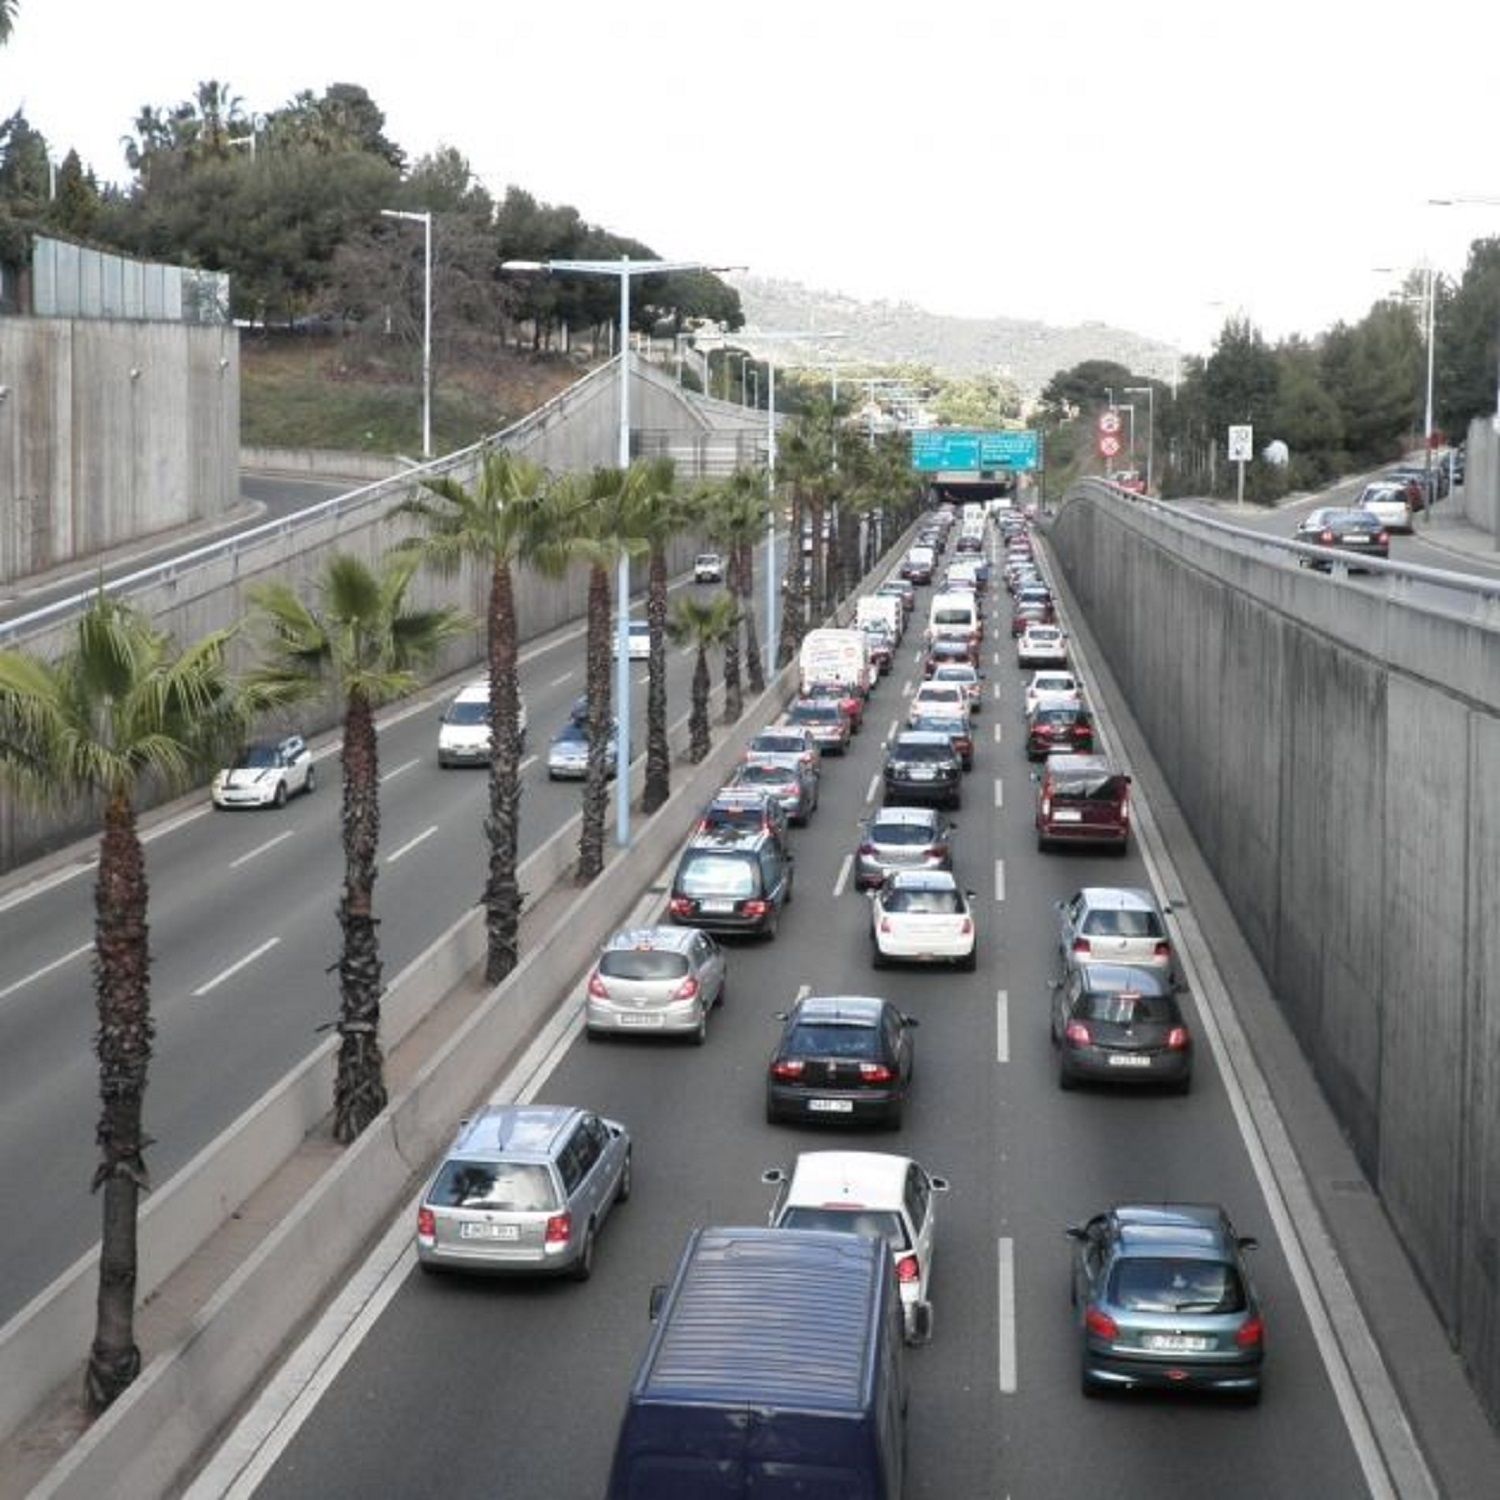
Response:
[246,554,467,1142]
[0,597,242,1411]
[707,470,770,696]
[667,593,739,762]
[1437,238,1500,433]
[1037,359,1136,425]
[1270,340,1344,485]
[1203,317,1280,432]
[0,0,17,45]
[396,450,555,984]
[51,149,102,237]
[1321,302,1422,464]
[0,108,50,209]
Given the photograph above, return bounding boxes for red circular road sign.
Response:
[1098,433,1123,459]
[1098,410,1123,437]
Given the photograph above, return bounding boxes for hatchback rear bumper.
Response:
[1083,1350,1262,1394]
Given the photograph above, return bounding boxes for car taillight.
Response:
[1153,940,1172,960]
[544,1212,572,1245]
[926,845,945,858]
[669,896,695,917]
[1085,1306,1118,1341]
[959,917,973,935]
[1376,530,1389,544]
[743,899,769,918]
[1319,529,1334,543]
[1072,937,1091,955]
[1065,1020,1092,1046]
[674,975,700,1000]
[416,1206,436,1241]
[1166,1025,1190,1050]
[1235,1316,1264,1349]
[771,1059,805,1080]
[896,1254,920,1284]
[859,842,876,856]
[859,1062,895,1083]
[1040,798,1051,817]
[879,917,893,933]
[587,971,610,999]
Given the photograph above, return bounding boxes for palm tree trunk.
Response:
[85,788,152,1412]
[643,545,670,814]
[841,510,862,596]
[779,486,805,667]
[739,538,764,693]
[688,647,711,761]
[721,581,743,725]
[483,560,523,985]
[807,492,825,620]
[578,562,612,882]
[334,686,387,1144]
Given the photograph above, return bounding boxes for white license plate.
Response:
[618,1013,664,1027]
[808,1098,854,1113]
[909,769,935,780]
[1345,535,1369,544]
[1053,809,1083,823]
[700,900,735,914]
[459,1222,520,1241]
[1144,1334,1213,1352]
[1108,1054,1153,1068]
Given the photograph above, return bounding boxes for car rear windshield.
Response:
[444,700,489,725]
[1082,908,1164,938]
[735,764,793,785]
[600,949,691,981]
[1075,991,1171,1024]
[871,821,935,846]
[1034,707,1084,727]
[430,1160,557,1212]
[1110,1258,1246,1314]
[752,734,804,754]
[933,607,973,625]
[789,704,841,724]
[1051,773,1127,803]
[933,668,974,682]
[884,887,963,914]
[893,742,953,763]
[704,808,766,834]
[779,1207,911,1249]
[677,853,757,898]
[787,1022,880,1059]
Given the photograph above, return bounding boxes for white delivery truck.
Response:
[800,627,873,695]
[927,591,980,645]
[855,594,903,640]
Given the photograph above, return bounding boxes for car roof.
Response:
[453,679,490,702]
[1046,753,1113,773]
[1110,1203,1234,1258]
[870,806,941,826]
[783,1150,915,1209]
[710,786,778,807]
[1073,962,1172,995]
[684,827,774,853]
[886,869,958,890]
[895,731,955,747]
[451,1104,577,1160]
[604,925,698,955]
[1075,886,1160,911]
[793,994,889,1025]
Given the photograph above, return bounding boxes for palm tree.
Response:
[0,1,18,46]
[0,596,241,1412]
[667,593,738,763]
[396,449,555,984]
[246,553,467,1143]
[708,470,769,695]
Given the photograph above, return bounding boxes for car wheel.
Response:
[584,1025,602,1043]
[764,908,781,941]
[616,1151,632,1204]
[1058,1065,1077,1091]
[1236,1384,1263,1408]
[957,949,977,973]
[1081,1369,1102,1399]
[570,1222,596,1281]
[884,1104,904,1132]
[871,941,889,970]
[692,1006,708,1046]
[1037,832,1049,853]
[273,780,288,809]
[765,1100,783,1126]
[1173,1074,1193,1096]
[305,764,317,795]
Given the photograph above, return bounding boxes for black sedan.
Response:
[1049,964,1192,1091]
[766,994,918,1129]
[1294,507,1389,571]
[883,731,963,809]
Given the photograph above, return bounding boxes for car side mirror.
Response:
[1237,1236,1260,1252]
[648,1284,668,1321]
[1047,979,1061,991]
[966,890,977,903]
[761,1168,787,1185]
[929,1175,951,1193]
[1064,1226,1088,1242]
[902,1014,921,1028]
[773,1011,788,1022]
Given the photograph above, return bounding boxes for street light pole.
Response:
[1125,385,1155,493]
[381,209,432,458]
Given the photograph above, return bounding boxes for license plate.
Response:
[1108,1054,1153,1068]
[460,1222,519,1241]
[700,900,735,913]
[808,1099,854,1113]
[618,1013,664,1027]
[1144,1334,1212,1352]
[909,769,935,780]
[1345,535,1369,544]
[1053,809,1083,823]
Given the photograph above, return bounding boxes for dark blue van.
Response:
[605,1226,910,1499]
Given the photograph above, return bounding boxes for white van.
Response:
[927,591,980,646]
[856,595,903,640]
[800,628,873,694]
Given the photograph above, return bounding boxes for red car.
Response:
[802,680,863,733]
[1035,754,1131,851]
[1026,703,1095,760]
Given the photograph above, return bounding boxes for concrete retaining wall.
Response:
[240,448,404,482]
[1457,414,1499,537]
[1048,484,1500,1423]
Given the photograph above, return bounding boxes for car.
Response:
[699,786,791,843]
[669,827,795,937]
[909,682,970,723]
[693,552,725,583]
[870,869,977,971]
[908,710,974,771]
[1057,886,1173,979]
[854,806,956,890]
[803,679,864,733]
[765,994,918,1129]
[725,760,818,826]
[883,731,963,809]
[437,679,528,767]
[585,926,726,1044]
[1384,466,1433,510]
[899,550,934,585]
[547,717,622,779]
[613,620,652,661]
[1017,623,1068,668]
[1024,670,1082,717]
[1026,702,1095,761]
[924,636,980,674]
[1035,754,1130,850]
[1010,600,1052,637]
[211,734,315,809]
[415,1104,631,1279]
[862,624,896,674]
[1293,507,1389,570]
[784,698,852,755]
[878,578,916,616]
[930,663,983,711]
[763,1151,950,1342]
[744,726,822,779]
[1050,964,1192,1091]
[1355,481,1414,534]
[1067,1203,1264,1400]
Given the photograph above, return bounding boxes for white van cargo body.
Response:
[800,628,873,694]
[855,595,903,640]
[927,591,980,646]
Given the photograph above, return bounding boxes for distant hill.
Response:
[727,276,1178,398]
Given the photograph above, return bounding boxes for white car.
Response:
[1356,482,1414,535]
[1024,669,1082,717]
[693,553,725,583]
[613,620,652,661]
[762,1151,949,1343]
[870,869,977,970]
[929,663,983,711]
[437,679,528,767]
[909,682,971,723]
[211,734,315,809]
[1017,623,1068,668]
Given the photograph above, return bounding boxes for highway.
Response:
[233,524,1381,1499]
[0,538,778,1323]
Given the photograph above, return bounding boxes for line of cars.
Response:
[1292,453,1462,570]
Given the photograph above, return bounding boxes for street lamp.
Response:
[1373,260,1438,523]
[500,253,737,847]
[381,209,433,460]
[1124,385,1156,493]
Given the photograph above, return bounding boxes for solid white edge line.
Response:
[192,936,280,998]
[228,830,295,871]
[998,1236,1017,1393]
[995,990,1009,1064]
[832,854,853,898]
[0,941,93,1004]
[380,757,420,785]
[386,825,439,865]
[994,859,1005,902]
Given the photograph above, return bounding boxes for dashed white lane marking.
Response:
[865,773,880,805]
[0,941,92,1004]
[993,680,1001,701]
[520,755,538,773]
[549,671,572,688]
[886,719,899,743]
[998,1237,1018,1393]
[386,825,438,865]
[993,722,1003,744]
[193,936,281,998]
[381,757,419,784]
[229,830,296,870]
[994,779,1004,809]
[901,680,913,698]
[833,854,853,898]
[996,990,1010,1063]
[995,859,1006,902]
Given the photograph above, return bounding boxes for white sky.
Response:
[4,0,1499,354]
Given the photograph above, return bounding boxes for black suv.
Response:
[883,731,962,809]
[669,827,795,938]
[766,994,918,1129]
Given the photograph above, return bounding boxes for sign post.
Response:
[1227,424,1254,504]
[1097,408,1123,470]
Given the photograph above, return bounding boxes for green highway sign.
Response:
[911,429,1040,473]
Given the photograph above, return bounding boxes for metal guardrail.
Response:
[1069,477,1500,625]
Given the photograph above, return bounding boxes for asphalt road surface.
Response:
[241,528,1377,1500]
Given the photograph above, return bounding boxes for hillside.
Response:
[727,276,1177,397]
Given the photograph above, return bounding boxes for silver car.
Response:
[1057,887,1174,979]
[728,758,818,825]
[585,926,727,1044]
[855,807,955,890]
[547,717,621,779]
[416,1104,630,1280]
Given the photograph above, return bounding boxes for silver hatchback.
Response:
[855,807,956,890]
[585,926,727,1043]
[416,1105,630,1279]
[1057,887,1174,979]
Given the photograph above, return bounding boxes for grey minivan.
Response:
[416,1104,631,1280]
